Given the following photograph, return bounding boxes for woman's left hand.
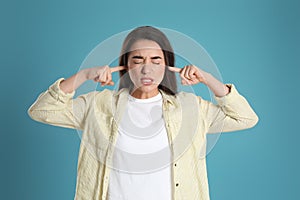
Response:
[168,65,230,97]
[168,65,209,85]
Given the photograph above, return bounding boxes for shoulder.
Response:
[92,88,116,103]
[176,91,198,98]
[162,91,202,107]
[82,89,117,115]
[94,87,129,107]
[175,91,203,102]
[94,88,115,97]
[174,91,211,108]
[77,88,114,101]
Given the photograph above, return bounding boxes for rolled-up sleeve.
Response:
[27,78,90,130]
[200,84,259,134]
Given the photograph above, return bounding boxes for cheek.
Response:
[156,68,165,82]
[128,68,140,83]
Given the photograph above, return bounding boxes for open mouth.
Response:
[140,77,154,85]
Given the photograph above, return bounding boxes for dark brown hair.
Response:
[118,26,177,95]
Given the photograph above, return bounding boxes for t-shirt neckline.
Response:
[128,92,162,103]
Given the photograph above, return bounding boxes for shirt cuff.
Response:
[48,78,75,103]
[214,84,239,106]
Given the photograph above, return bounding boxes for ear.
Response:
[124,65,129,71]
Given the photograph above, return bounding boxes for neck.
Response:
[130,89,159,99]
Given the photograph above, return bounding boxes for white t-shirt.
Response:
[108,92,172,200]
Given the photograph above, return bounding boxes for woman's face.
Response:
[127,39,166,99]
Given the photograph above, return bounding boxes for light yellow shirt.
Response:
[28,78,259,200]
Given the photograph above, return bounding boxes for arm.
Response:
[168,65,259,133]
[59,65,125,94]
[28,77,90,130]
[27,66,125,130]
[199,84,259,133]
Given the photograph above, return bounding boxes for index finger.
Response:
[110,66,126,73]
[168,66,182,73]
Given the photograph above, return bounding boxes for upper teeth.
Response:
[142,79,152,83]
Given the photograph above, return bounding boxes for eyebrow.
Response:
[151,56,162,60]
[132,56,144,59]
[131,56,162,59]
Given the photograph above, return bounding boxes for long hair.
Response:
[118,26,177,95]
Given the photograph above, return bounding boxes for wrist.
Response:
[203,72,212,85]
[79,69,89,81]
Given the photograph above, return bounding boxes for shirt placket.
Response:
[101,91,129,200]
[162,97,181,200]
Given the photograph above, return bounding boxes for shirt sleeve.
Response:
[27,78,93,130]
[199,84,259,134]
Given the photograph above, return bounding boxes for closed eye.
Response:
[132,56,143,64]
[151,56,162,65]
[133,60,143,64]
[130,55,162,65]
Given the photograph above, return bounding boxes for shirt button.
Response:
[176,183,179,187]
[174,163,177,167]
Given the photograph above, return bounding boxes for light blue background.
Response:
[1,0,299,199]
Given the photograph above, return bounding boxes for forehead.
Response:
[129,40,164,57]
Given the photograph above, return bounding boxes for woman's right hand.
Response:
[83,65,126,86]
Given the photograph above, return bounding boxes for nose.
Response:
[141,64,152,74]
[141,57,152,74]
[144,57,152,65]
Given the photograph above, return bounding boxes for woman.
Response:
[28,26,258,200]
